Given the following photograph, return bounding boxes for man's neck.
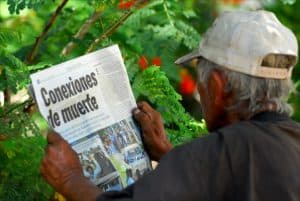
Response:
[225,101,278,124]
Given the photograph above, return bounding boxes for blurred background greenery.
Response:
[0,0,299,200]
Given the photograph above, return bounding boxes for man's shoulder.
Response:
[166,115,300,162]
[172,120,260,153]
[212,116,300,155]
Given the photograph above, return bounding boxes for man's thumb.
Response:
[47,131,63,144]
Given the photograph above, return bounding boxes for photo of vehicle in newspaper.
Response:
[29,45,152,192]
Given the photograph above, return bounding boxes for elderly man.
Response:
[40,10,300,201]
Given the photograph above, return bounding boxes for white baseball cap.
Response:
[175,10,298,79]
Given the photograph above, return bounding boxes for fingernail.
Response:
[133,108,141,115]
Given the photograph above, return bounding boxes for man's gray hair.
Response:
[197,55,294,115]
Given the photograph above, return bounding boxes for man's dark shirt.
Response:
[98,112,300,201]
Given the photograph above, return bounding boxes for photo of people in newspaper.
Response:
[79,147,116,182]
[97,172,123,192]
[74,135,118,186]
[100,119,138,155]
[73,117,151,192]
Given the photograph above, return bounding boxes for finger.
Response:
[133,107,152,119]
[47,131,63,144]
[42,171,52,186]
[40,164,55,187]
[137,101,155,113]
[40,158,46,177]
[42,156,61,180]
[44,143,51,155]
[40,157,51,180]
[132,108,141,116]
[44,144,59,157]
[133,109,152,124]
[133,112,156,137]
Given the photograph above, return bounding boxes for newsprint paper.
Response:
[30,45,152,191]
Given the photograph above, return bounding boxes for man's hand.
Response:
[40,132,101,201]
[133,102,173,161]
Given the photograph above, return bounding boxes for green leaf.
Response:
[6,0,47,14]
[0,51,29,93]
[280,0,296,5]
[0,29,21,47]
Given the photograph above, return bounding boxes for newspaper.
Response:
[30,45,152,191]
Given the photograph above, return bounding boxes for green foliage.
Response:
[0,136,53,201]
[280,0,296,5]
[5,0,46,14]
[0,23,52,201]
[0,50,30,93]
[0,29,21,46]
[132,67,207,145]
[289,80,300,121]
[0,29,30,93]
[0,100,53,201]
[116,0,201,81]
[0,100,38,137]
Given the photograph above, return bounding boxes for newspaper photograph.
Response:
[30,45,152,191]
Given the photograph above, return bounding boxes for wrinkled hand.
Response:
[40,132,83,194]
[133,102,173,161]
[40,132,100,201]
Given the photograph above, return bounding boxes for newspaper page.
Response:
[30,45,152,191]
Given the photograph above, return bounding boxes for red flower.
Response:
[179,69,196,95]
[152,56,162,66]
[222,0,244,5]
[118,0,136,9]
[139,55,149,70]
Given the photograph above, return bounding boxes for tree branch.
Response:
[86,11,133,53]
[61,10,103,56]
[0,99,33,118]
[0,135,7,141]
[25,0,69,64]
[86,0,147,53]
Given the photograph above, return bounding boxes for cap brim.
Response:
[175,50,200,66]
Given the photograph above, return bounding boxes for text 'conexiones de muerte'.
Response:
[40,72,100,128]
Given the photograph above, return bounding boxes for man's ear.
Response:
[208,70,226,107]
